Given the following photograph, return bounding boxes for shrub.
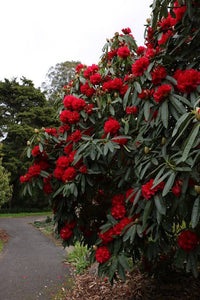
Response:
[0,156,12,209]
[21,0,200,282]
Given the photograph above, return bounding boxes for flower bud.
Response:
[93,245,98,251]
[161,137,166,145]
[146,18,151,24]
[194,185,200,194]
[195,107,200,121]
[27,141,31,146]
[144,146,150,154]
[115,32,119,37]
[34,128,39,134]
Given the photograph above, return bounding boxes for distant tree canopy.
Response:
[0,77,59,209]
[41,61,81,104]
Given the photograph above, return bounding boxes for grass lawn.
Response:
[0,241,3,252]
[0,211,52,218]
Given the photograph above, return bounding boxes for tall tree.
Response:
[41,60,81,104]
[0,77,59,208]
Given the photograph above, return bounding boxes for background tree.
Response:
[0,77,59,209]
[41,60,81,105]
[0,144,12,209]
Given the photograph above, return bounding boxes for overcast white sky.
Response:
[0,0,152,88]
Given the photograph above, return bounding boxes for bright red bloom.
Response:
[104,118,120,135]
[79,165,88,174]
[90,73,102,85]
[171,179,183,198]
[111,194,125,206]
[142,179,165,200]
[153,84,172,103]
[43,183,53,194]
[117,46,130,59]
[99,228,114,244]
[132,57,149,77]
[136,46,146,56]
[122,27,131,34]
[126,106,138,114]
[70,130,82,143]
[72,98,86,111]
[139,89,154,100]
[58,124,70,133]
[95,246,111,264]
[84,104,94,115]
[113,217,133,235]
[60,110,80,124]
[175,69,200,94]
[111,204,126,219]
[178,230,199,252]
[158,30,173,45]
[54,167,64,180]
[45,128,58,137]
[28,163,41,177]
[151,66,167,85]
[63,95,77,109]
[76,64,85,73]
[20,174,31,183]
[80,82,95,97]
[31,145,47,158]
[107,49,118,60]
[173,1,186,22]
[56,156,70,168]
[64,143,73,155]
[60,227,73,240]
[62,167,77,182]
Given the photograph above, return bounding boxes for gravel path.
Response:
[0,216,71,300]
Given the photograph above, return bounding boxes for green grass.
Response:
[0,241,3,253]
[65,242,90,274]
[0,211,52,218]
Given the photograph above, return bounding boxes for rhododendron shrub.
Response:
[21,0,200,281]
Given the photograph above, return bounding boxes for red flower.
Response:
[138,89,154,100]
[20,174,31,183]
[54,167,64,180]
[153,84,172,103]
[113,217,133,235]
[90,73,102,85]
[45,128,58,137]
[142,179,165,200]
[43,183,53,194]
[126,106,138,114]
[76,64,85,73]
[117,46,130,59]
[72,98,86,111]
[171,179,183,198]
[62,167,77,182]
[99,228,114,244]
[111,194,125,206]
[104,118,120,135]
[132,57,149,77]
[175,69,200,94]
[178,230,199,252]
[151,66,167,85]
[158,30,173,45]
[84,104,94,115]
[64,144,73,155]
[122,27,131,34]
[111,204,126,219]
[80,82,95,97]
[70,130,82,143]
[63,95,77,109]
[136,46,146,56]
[60,110,80,124]
[56,156,70,168]
[79,165,88,174]
[112,135,128,145]
[95,246,111,264]
[60,227,73,240]
[28,163,41,177]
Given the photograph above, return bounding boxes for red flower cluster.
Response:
[117,46,130,59]
[153,84,172,103]
[60,110,80,124]
[126,106,138,114]
[90,73,102,85]
[174,69,200,94]
[171,179,183,198]
[104,118,120,135]
[95,246,111,264]
[151,66,167,85]
[178,230,199,252]
[138,89,154,100]
[102,77,127,96]
[132,57,149,77]
[142,179,165,200]
[99,228,114,244]
[44,128,58,137]
[83,64,99,79]
[80,82,95,98]
[60,220,76,241]
[111,193,126,219]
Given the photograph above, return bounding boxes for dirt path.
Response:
[0,216,71,300]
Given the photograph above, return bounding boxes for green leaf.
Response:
[162,172,176,197]
[109,259,118,281]
[123,86,131,109]
[144,101,151,121]
[154,194,166,215]
[172,112,191,137]
[123,224,136,242]
[118,255,131,272]
[191,198,200,229]
[134,81,142,93]
[27,147,32,158]
[182,124,199,162]
[118,263,126,281]
[39,143,43,152]
[160,101,168,128]
[142,201,152,229]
